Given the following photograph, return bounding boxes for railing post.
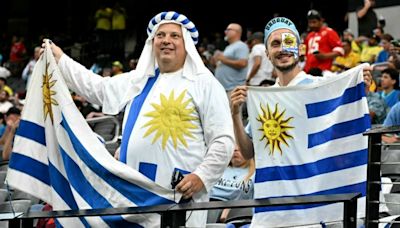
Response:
[366,133,381,228]
[343,196,357,228]
[160,210,186,228]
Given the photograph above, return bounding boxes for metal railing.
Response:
[364,125,400,228]
[5,193,361,228]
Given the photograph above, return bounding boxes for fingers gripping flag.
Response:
[6,43,179,227]
[247,65,370,227]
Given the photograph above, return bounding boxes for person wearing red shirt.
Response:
[304,10,344,73]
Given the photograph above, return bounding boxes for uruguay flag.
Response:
[5,43,179,227]
[247,64,370,227]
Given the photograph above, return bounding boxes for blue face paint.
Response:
[281,33,299,59]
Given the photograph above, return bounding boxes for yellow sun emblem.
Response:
[42,62,58,123]
[257,103,294,155]
[142,90,198,150]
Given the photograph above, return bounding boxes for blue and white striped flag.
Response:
[247,65,370,227]
[6,43,179,227]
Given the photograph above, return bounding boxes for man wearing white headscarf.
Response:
[43,11,234,227]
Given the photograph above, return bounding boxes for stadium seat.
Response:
[87,116,121,154]
[12,189,40,205]
[0,189,8,203]
[385,193,400,216]
[0,171,7,189]
[0,199,32,213]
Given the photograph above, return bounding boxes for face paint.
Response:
[281,33,299,59]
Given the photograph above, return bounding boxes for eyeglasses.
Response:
[225,28,237,32]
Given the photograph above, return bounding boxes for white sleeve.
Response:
[192,75,235,192]
[57,54,136,114]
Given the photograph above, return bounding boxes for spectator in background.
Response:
[22,46,41,89]
[378,68,400,108]
[360,34,383,63]
[8,35,27,76]
[382,102,400,143]
[246,32,274,86]
[213,23,249,95]
[94,3,112,54]
[356,0,378,37]
[111,60,124,76]
[1,107,21,161]
[376,34,394,63]
[208,145,255,223]
[0,77,13,97]
[111,1,127,60]
[343,29,361,54]
[0,90,13,114]
[331,40,360,73]
[128,58,138,70]
[364,65,388,124]
[304,10,344,74]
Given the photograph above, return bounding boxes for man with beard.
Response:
[230,17,327,226]
[304,10,344,74]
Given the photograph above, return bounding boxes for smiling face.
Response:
[266,28,299,72]
[153,23,187,73]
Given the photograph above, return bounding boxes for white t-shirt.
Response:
[247,43,273,86]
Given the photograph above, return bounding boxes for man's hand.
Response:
[175,173,204,199]
[40,39,64,63]
[230,86,248,116]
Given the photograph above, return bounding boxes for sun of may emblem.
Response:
[42,62,58,123]
[257,103,294,155]
[142,90,198,150]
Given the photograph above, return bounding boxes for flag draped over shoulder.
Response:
[247,64,370,227]
[6,43,179,227]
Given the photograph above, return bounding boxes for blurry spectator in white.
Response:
[0,66,11,79]
[246,32,274,86]
[0,90,13,114]
[22,46,41,89]
[207,145,255,223]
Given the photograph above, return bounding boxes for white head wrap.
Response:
[134,11,209,80]
[108,11,210,114]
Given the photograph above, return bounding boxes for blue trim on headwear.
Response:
[151,18,157,26]
[147,11,199,45]
[187,27,197,33]
[160,12,167,20]
[180,18,190,25]
[171,12,179,20]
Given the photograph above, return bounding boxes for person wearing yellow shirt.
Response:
[331,40,361,72]
[360,35,383,63]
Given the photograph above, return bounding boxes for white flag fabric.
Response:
[6,43,179,227]
[247,65,370,227]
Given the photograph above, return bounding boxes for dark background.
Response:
[1,0,399,59]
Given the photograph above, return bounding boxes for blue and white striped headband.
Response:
[147,11,199,45]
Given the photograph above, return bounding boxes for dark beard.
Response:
[275,60,298,73]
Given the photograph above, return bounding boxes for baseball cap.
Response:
[307,9,322,20]
[112,61,123,69]
[264,17,300,44]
